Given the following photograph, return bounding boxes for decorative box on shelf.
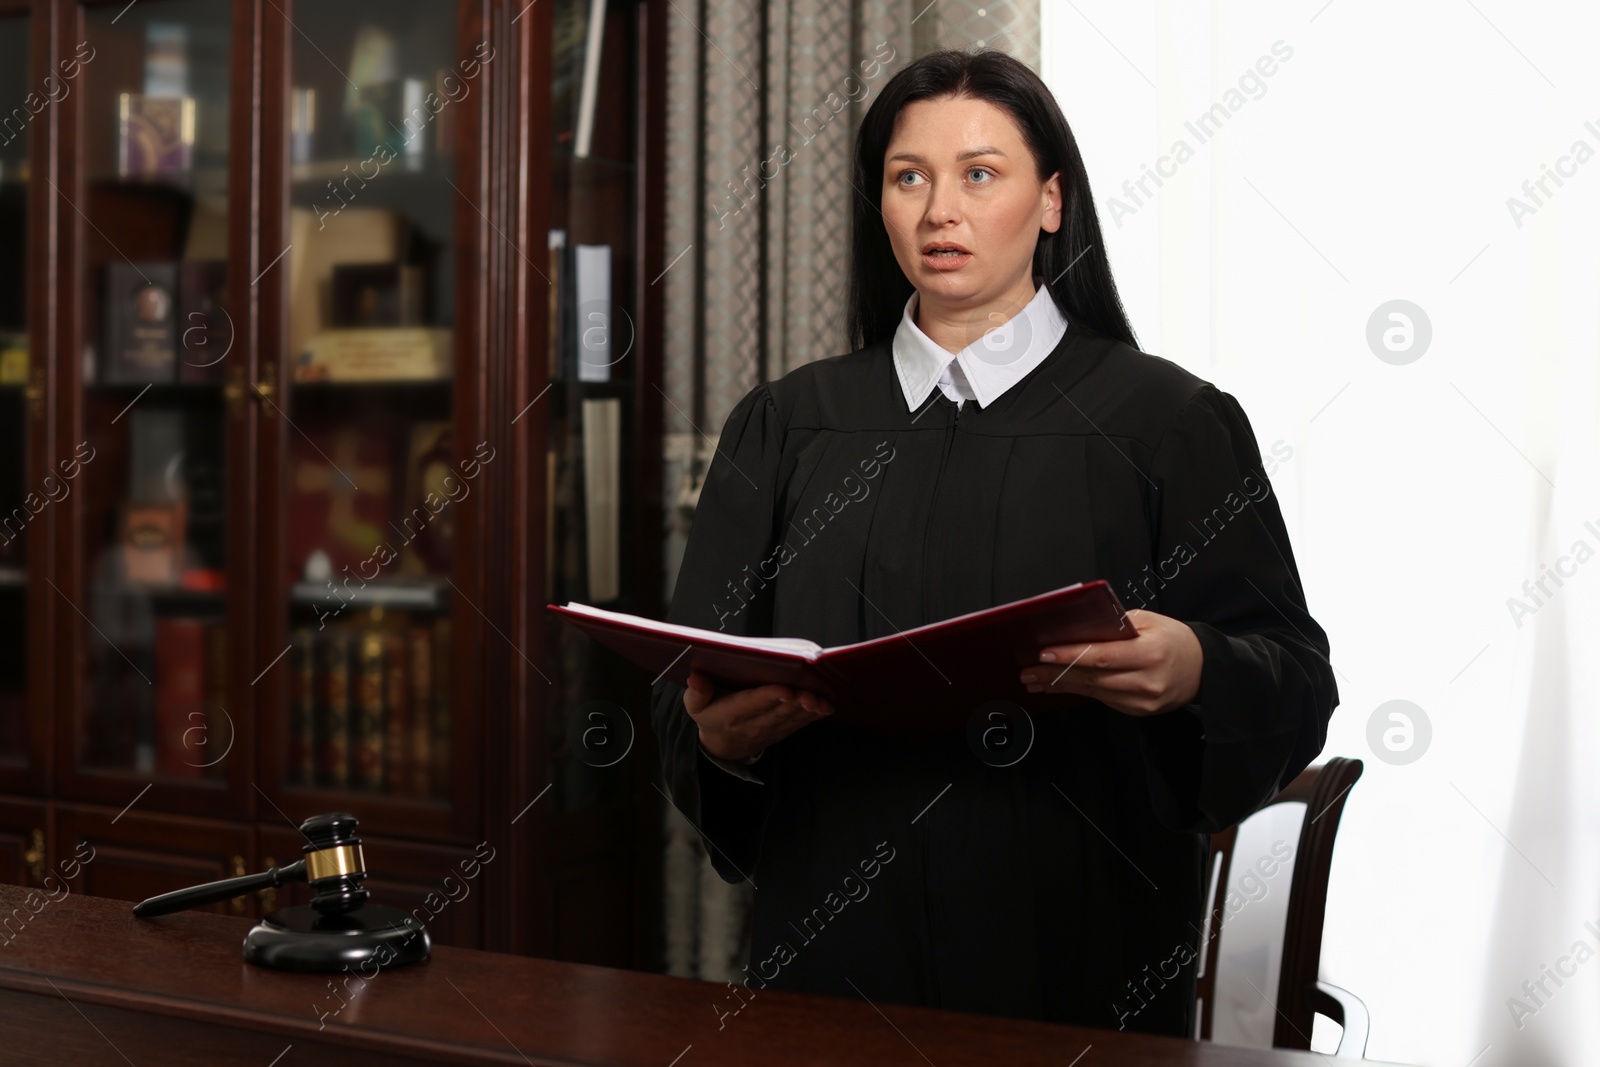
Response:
[293,327,452,383]
[117,93,196,179]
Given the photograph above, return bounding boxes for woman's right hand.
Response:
[684,669,834,762]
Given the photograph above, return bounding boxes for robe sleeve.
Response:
[649,383,782,883]
[699,738,765,784]
[1134,385,1339,835]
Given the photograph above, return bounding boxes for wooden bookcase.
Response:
[0,0,668,969]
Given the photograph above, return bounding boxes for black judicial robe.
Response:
[649,321,1338,1036]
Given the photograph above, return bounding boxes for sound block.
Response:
[243,904,430,972]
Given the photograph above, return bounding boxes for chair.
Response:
[1195,756,1369,1057]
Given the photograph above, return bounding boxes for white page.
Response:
[558,602,824,658]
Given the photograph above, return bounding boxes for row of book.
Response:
[81,607,451,798]
[286,618,451,797]
[91,614,230,781]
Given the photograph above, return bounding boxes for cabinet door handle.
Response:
[23,368,43,418]
[254,362,277,414]
[22,828,45,885]
[224,368,247,420]
[227,855,247,914]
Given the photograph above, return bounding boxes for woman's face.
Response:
[880,93,1061,317]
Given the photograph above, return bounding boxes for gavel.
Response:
[133,812,368,919]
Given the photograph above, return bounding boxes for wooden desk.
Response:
[0,884,1407,1066]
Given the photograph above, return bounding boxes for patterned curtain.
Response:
[658,0,1042,982]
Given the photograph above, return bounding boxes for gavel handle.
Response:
[132,860,309,918]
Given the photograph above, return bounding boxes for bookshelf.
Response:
[0,0,668,969]
[0,6,35,820]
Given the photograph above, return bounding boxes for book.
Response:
[103,261,179,383]
[316,630,352,787]
[407,626,433,797]
[430,617,451,797]
[382,630,411,794]
[548,579,1135,737]
[153,617,206,779]
[580,398,620,602]
[572,243,611,381]
[352,631,385,790]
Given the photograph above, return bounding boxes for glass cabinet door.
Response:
[65,0,239,804]
[0,10,33,784]
[544,0,639,817]
[268,0,466,827]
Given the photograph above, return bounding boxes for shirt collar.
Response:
[891,283,1069,412]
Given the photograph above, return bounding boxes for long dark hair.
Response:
[847,49,1137,351]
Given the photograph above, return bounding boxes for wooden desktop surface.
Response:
[0,883,1407,1066]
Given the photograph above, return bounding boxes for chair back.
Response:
[1194,756,1363,1049]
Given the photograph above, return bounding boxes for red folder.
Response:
[547,579,1135,736]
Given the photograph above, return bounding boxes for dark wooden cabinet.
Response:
[0,798,47,890]
[0,0,668,968]
[55,804,257,918]
[0,3,51,804]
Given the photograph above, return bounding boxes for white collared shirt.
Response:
[891,283,1069,412]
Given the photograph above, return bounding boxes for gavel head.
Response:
[300,812,370,916]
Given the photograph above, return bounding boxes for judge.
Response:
[650,48,1338,1037]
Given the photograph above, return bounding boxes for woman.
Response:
[650,48,1337,1037]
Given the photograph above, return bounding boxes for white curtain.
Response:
[1043,2,1600,1063]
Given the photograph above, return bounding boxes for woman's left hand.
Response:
[1020,608,1203,717]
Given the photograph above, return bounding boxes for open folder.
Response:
[547,579,1135,736]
